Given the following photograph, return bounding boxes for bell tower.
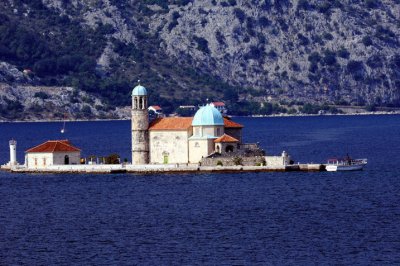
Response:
[131,82,149,165]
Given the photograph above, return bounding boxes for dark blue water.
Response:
[0,115,399,264]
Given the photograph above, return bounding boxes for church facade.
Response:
[131,84,244,165]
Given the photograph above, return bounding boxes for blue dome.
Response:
[192,104,224,126]
[132,85,147,96]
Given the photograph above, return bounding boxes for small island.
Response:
[1,84,327,174]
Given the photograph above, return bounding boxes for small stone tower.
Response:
[9,139,17,166]
[131,83,149,165]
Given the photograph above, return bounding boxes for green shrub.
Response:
[217,160,223,166]
[193,36,210,54]
[362,36,373,46]
[365,0,380,9]
[234,8,246,23]
[322,50,337,66]
[298,33,309,46]
[337,47,350,59]
[34,91,49,99]
[233,157,243,166]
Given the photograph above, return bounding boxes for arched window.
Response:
[139,97,143,109]
[64,155,70,165]
[226,145,234,153]
[195,142,200,148]
[217,128,221,136]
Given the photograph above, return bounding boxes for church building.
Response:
[131,84,244,165]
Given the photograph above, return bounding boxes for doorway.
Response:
[163,155,169,164]
[64,155,70,165]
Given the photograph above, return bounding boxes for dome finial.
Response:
[138,79,141,85]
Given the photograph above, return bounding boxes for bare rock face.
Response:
[0,83,128,121]
[4,0,400,109]
[42,0,137,44]
[149,0,400,106]
[0,62,30,83]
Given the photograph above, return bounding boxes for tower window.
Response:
[135,97,139,109]
[139,97,143,109]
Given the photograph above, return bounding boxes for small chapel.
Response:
[131,84,248,165]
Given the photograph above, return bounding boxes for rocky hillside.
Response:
[1,0,400,118]
[0,83,130,121]
[0,62,129,121]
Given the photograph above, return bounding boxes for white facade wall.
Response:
[26,153,53,169]
[149,130,190,164]
[193,125,224,138]
[188,138,215,163]
[26,152,80,169]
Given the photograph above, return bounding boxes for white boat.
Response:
[325,158,367,172]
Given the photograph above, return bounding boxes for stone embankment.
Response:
[1,163,327,174]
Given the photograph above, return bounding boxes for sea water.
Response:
[0,115,399,264]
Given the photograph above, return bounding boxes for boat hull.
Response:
[326,164,364,172]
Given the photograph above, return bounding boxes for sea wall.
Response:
[201,155,291,167]
[201,156,266,167]
[1,163,326,174]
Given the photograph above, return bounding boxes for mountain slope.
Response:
[1,0,399,117]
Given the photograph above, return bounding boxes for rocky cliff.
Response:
[0,63,129,121]
[1,0,399,118]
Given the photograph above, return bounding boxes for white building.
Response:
[148,105,163,116]
[211,101,227,114]
[25,140,81,169]
[131,84,243,164]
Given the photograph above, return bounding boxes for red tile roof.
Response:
[212,101,225,107]
[26,140,80,153]
[149,117,193,130]
[214,134,239,143]
[223,117,244,128]
[150,105,162,111]
[149,117,243,130]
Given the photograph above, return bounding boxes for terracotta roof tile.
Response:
[26,140,80,153]
[212,101,225,107]
[150,105,162,111]
[214,134,239,143]
[149,117,193,130]
[223,117,244,128]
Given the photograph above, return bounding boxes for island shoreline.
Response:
[0,111,399,123]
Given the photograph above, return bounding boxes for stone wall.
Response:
[201,153,291,167]
[149,130,190,164]
[201,156,266,167]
